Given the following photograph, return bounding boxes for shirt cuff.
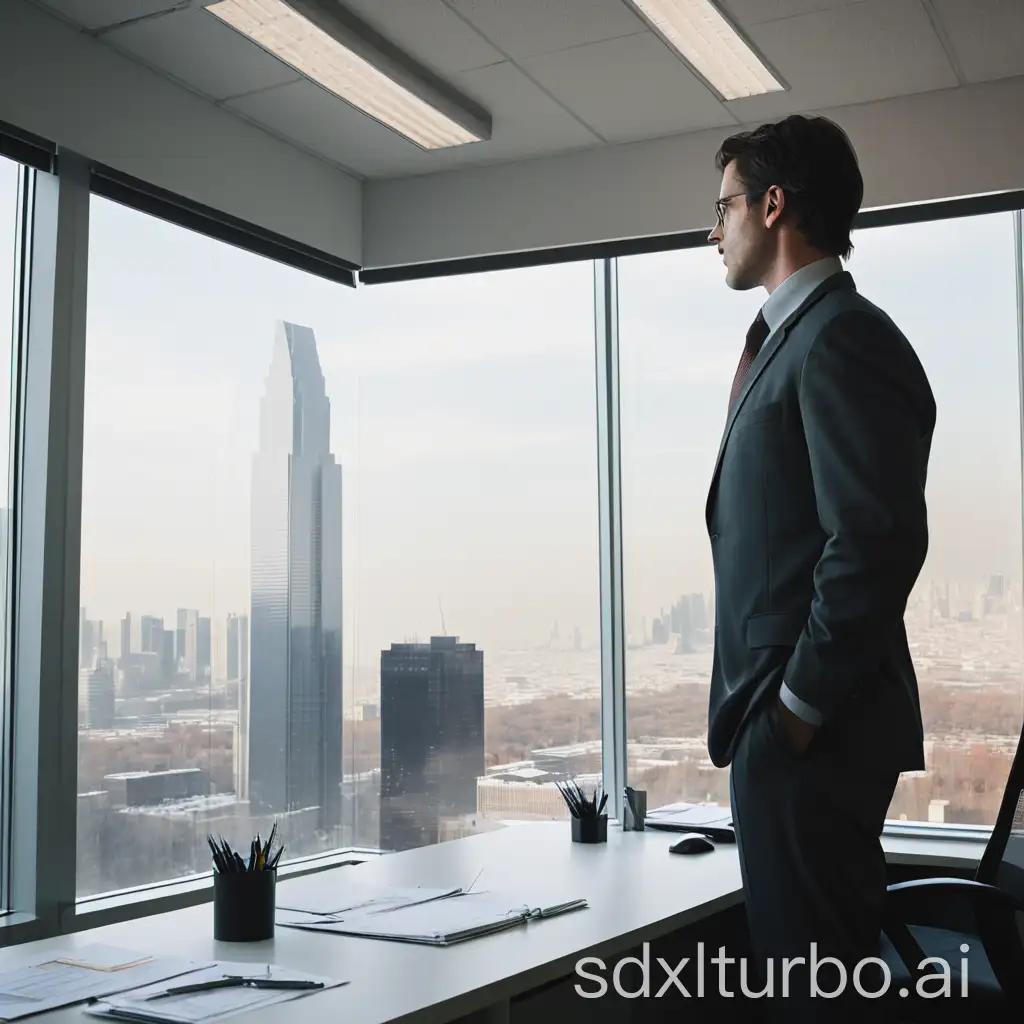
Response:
[780,681,824,726]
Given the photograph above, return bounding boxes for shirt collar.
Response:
[761,256,844,333]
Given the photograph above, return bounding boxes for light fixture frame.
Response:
[204,0,493,148]
[621,0,788,102]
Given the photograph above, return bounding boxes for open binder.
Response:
[278,891,588,946]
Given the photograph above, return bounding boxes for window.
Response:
[345,268,601,852]
[78,196,601,898]
[618,212,1024,829]
[0,157,21,906]
[849,213,1023,828]
[78,197,348,898]
[618,247,760,811]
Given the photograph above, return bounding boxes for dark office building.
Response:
[249,322,342,833]
[379,636,485,852]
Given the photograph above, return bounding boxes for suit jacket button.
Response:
[710,533,719,541]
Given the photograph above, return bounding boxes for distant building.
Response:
[197,617,211,679]
[248,322,342,832]
[140,615,164,654]
[120,613,132,665]
[379,636,484,851]
[80,661,116,729]
[103,767,210,808]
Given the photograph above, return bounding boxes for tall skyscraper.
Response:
[249,322,342,832]
[379,636,485,852]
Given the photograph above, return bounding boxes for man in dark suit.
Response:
[705,115,935,1020]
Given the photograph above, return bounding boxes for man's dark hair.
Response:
[715,115,864,259]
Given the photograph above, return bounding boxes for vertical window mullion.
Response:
[8,150,89,936]
[594,258,626,822]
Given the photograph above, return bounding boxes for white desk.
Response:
[2,822,982,1024]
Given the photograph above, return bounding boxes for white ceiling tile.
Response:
[31,0,186,32]
[725,0,958,121]
[225,79,420,177]
[418,60,604,169]
[226,62,600,178]
[931,0,1024,84]
[521,32,736,143]
[334,0,504,73]
[721,0,870,26]
[443,0,648,58]
[103,6,301,101]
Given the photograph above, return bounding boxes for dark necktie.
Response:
[728,310,770,411]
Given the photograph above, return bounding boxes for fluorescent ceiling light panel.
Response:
[204,0,490,149]
[624,0,784,100]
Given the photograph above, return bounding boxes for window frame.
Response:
[0,117,1018,943]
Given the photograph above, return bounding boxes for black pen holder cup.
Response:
[213,870,276,942]
[571,814,608,844]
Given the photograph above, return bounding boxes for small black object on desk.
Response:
[557,780,608,844]
[669,833,715,856]
[208,823,284,942]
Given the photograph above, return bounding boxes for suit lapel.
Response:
[705,272,854,523]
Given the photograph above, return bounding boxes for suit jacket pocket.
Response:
[732,400,782,433]
[746,611,805,649]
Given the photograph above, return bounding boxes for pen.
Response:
[143,978,324,1000]
[208,825,284,873]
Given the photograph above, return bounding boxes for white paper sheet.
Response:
[645,802,732,825]
[0,946,204,1021]
[277,884,464,916]
[87,962,345,1024]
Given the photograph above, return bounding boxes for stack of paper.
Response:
[0,945,204,1021]
[86,963,346,1024]
[278,890,588,946]
[645,802,735,840]
[277,884,465,919]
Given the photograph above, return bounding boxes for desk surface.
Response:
[2,822,982,1024]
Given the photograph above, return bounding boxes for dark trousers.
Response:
[730,692,900,1023]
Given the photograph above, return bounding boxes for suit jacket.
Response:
[705,270,935,772]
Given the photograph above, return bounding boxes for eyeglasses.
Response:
[713,192,748,227]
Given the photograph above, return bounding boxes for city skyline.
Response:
[75,197,1024,725]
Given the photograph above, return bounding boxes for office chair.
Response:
[879,728,1024,1018]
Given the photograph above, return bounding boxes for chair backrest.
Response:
[977,720,1024,903]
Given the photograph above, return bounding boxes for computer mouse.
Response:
[669,833,715,855]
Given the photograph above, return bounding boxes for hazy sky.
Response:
[2,158,1016,684]
[619,212,1023,634]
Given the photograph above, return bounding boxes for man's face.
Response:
[707,161,768,291]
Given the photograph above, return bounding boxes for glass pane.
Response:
[619,212,1024,829]
[343,266,601,852]
[78,197,601,899]
[851,213,1022,828]
[78,197,350,898]
[618,247,760,812]
[0,157,19,910]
